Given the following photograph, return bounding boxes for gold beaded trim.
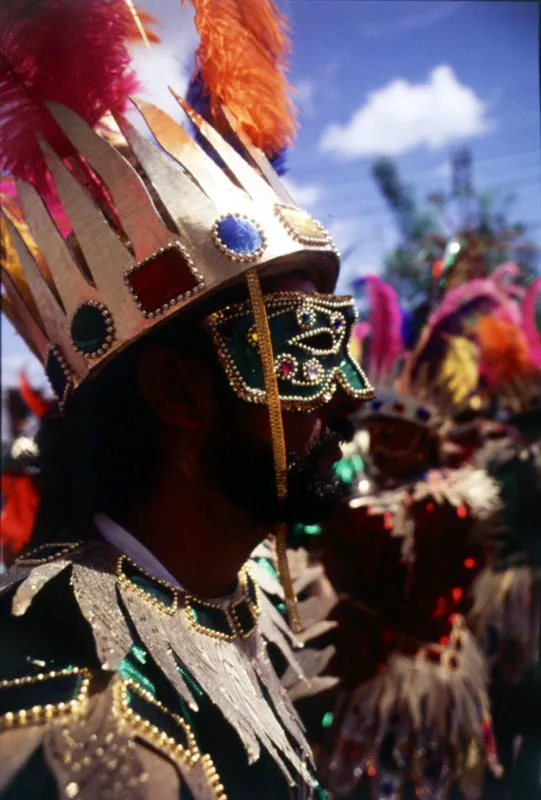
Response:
[114,680,228,798]
[70,300,115,360]
[205,292,376,411]
[273,204,335,249]
[15,541,82,567]
[229,600,257,640]
[45,344,74,409]
[0,667,91,730]
[124,241,205,320]
[116,555,179,615]
[241,567,262,618]
[183,595,236,642]
[211,214,267,263]
[113,679,197,766]
[201,753,228,800]
[183,566,262,642]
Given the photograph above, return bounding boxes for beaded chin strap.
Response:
[246,268,301,633]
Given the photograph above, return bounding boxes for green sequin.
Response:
[176,662,204,699]
[321,711,334,729]
[118,647,157,697]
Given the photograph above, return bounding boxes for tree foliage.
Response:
[370,156,539,308]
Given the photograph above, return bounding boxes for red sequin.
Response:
[278,361,293,377]
[127,247,198,314]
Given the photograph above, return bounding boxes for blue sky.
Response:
[2,0,540,392]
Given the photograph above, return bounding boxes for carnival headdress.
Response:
[1,0,374,630]
[355,268,530,429]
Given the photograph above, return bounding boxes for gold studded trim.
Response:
[70,301,116,360]
[201,753,228,800]
[116,555,179,615]
[113,679,228,798]
[0,667,91,731]
[113,679,197,767]
[240,566,261,618]
[205,292,375,412]
[211,214,267,263]
[44,344,74,410]
[124,240,205,320]
[229,600,257,641]
[183,595,237,642]
[274,204,336,250]
[183,566,262,642]
[15,541,82,567]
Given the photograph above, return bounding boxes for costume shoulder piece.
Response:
[0,539,323,799]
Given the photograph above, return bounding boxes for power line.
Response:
[290,145,541,180]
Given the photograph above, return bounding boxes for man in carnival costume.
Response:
[1,373,51,570]
[317,274,516,799]
[467,285,541,799]
[0,1,374,797]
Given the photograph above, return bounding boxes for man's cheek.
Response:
[283,413,322,458]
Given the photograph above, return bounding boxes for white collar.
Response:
[94,512,182,589]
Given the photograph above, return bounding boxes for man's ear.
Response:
[137,346,213,430]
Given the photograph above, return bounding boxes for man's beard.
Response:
[201,410,354,528]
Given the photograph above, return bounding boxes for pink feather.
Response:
[363,275,404,382]
[492,262,524,301]
[0,0,139,192]
[425,277,519,334]
[521,277,541,367]
[353,321,372,343]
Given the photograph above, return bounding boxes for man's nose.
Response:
[323,387,369,420]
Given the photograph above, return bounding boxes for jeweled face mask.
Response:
[206,292,375,411]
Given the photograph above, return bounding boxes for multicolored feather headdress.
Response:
[1,1,340,410]
[355,268,534,429]
[0,0,375,631]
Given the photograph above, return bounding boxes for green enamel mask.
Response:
[206,292,375,411]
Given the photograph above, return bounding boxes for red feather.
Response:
[19,371,53,419]
[363,275,404,382]
[0,0,140,192]
[0,474,39,562]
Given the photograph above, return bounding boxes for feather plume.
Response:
[402,277,521,394]
[0,0,142,191]
[475,316,533,388]
[492,262,524,301]
[438,336,480,404]
[182,0,297,159]
[358,275,404,382]
[185,69,289,174]
[0,474,40,558]
[521,277,541,367]
[19,372,52,419]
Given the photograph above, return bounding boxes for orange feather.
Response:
[475,316,533,387]
[182,0,297,155]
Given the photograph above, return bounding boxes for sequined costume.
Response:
[0,1,374,797]
[467,296,541,799]
[317,275,511,798]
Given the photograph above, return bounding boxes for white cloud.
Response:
[320,65,490,159]
[295,79,316,116]
[282,177,322,209]
[130,44,193,125]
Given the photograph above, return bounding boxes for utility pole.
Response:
[451,147,473,228]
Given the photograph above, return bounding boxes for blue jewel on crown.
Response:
[212,214,267,262]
